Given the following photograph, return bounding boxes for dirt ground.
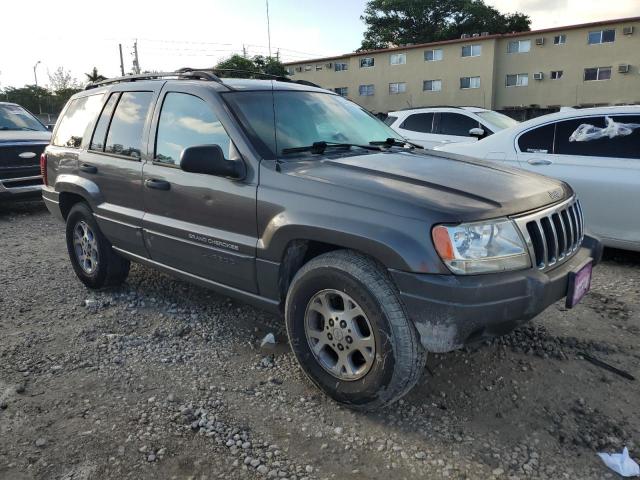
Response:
[1,200,638,480]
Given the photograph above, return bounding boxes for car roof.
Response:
[513,105,640,131]
[387,106,490,115]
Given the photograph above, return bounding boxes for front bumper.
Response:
[0,174,43,200]
[390,235,603,353]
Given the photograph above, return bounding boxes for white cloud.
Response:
[486,0,640,29]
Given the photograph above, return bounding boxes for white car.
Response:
[385,106,519,149]
[435,106,640,252]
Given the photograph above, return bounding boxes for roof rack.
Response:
[85,68,322,91]
[204,68,322,88]
[85,69,223,90]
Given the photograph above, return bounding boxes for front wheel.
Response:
[65,202,130,289]
[285,250,426,410]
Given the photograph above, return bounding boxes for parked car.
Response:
[384,106,519,148]
[435,106,640,252]
[42,71,601,409]
[0,102,50,201]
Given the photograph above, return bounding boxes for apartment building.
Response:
[284,17,640,114]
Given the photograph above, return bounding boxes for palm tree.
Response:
[85,67,106,83]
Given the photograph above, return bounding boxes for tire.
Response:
[285,250,426,410]
[65,202,130,289]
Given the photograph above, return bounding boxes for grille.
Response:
[0,143,47,169]
[514,197,584,271]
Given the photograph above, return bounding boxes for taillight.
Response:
[40,152,48,186]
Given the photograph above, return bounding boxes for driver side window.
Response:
[155,92,232,166]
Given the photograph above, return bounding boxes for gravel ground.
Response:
[1,200,639,480]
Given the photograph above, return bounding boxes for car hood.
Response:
[282,149,571,222]
[0,130,51,143]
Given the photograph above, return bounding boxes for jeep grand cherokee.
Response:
[41,70,602,409]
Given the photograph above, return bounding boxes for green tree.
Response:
[47,66,80,93]
[214,54,288,78]
[85,67,107,83]
[359,0,530,50]
[214,54,259,78]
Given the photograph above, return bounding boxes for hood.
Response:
[282,149,571,222]
[0,130,51,144]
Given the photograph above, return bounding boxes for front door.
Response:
[141,86,258,292]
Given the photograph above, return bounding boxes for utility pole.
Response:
[119,44,125,76]
[242,44,247,58]
[33,60,41,87]
[132,40,140,74]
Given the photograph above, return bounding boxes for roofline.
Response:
[283,15,640,66]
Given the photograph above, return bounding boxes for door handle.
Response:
[527,158,553,166]
[145,178,171,191]
[79,163,97,174]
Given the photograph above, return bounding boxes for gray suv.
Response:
[42,70,602,409]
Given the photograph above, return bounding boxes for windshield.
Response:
[0,104,47,131]
[476,111,519,131]
[224,90,403,158]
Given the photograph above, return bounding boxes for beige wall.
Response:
[287,19,640,113]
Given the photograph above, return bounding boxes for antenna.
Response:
[132,40,141,74]
[266,0,272,57]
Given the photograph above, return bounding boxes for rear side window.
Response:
[555,115,640,159]
[104,92,154,159]
[400,113,434,133]
[155,92,232,166]
[52,94,104,148]
[90,93,119,151]
[518,124,555,153]
[437,113,479,136]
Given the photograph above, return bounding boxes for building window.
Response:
[333,87,348,97]
[334,62,348,71]
[423,79,442,91]
[554,34,567,45]
[584,67,612,81]
[424,49,443,61]
[460,76,481,89]
[390,53,406,65]
[461,45,482,57]
[304,65,312,72]
[315,64,323,71]
[506,73,529,87]
[550,70,563,80]
[359,84,375,96]
[588,29,616,44]
[360,57,375,68]
[285,67,294,75]
[389,82,407,94]
[507,40,531,53]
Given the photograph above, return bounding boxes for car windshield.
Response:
[224,90,403,158]
[476,111,519,131]
[0,104,47,131]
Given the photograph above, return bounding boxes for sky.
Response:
[1,0,639,89]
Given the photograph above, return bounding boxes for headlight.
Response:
[432,219,531,274]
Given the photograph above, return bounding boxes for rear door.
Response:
[433,112,481,145]
[515,115,640,247]
[141,84,258,292]
[80,84,161,257]
[392,112,436,147]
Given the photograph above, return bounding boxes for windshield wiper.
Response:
[370,137,423,149]
[282,141,382,155]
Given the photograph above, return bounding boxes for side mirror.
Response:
[469,127,485,139]
[180,144,245,179]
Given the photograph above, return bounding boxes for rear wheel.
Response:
[65,202,130,289]
[285,250,426,410]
